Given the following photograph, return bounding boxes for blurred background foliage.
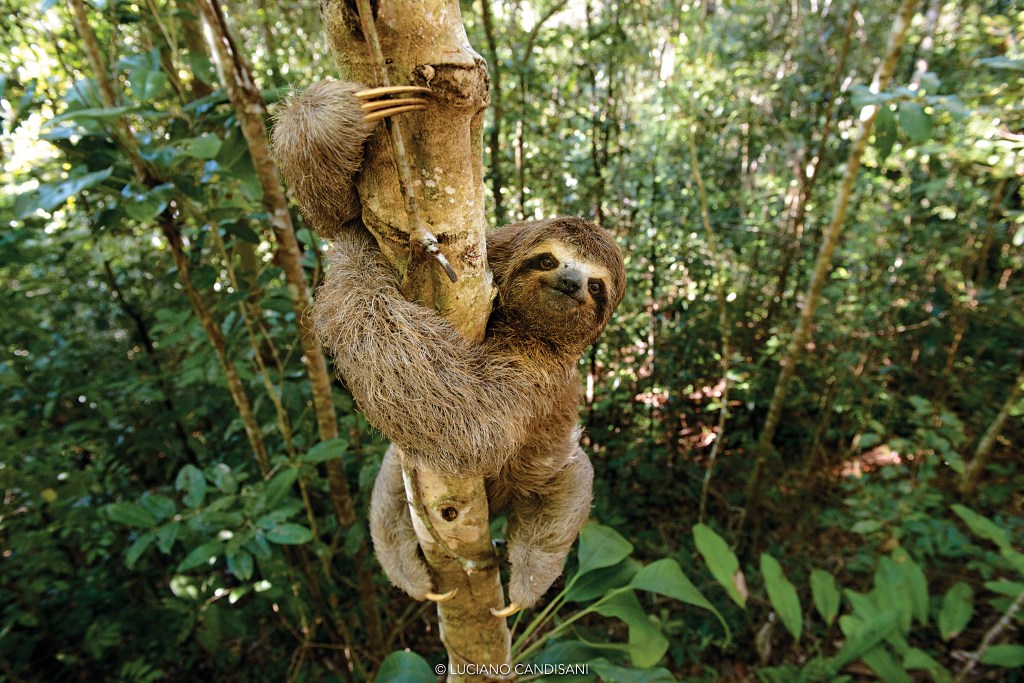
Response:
[1,0,1022,681]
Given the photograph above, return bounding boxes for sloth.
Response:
[272,80,625,611]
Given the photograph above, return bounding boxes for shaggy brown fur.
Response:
[273,80,626,609]
[270,80,370,239]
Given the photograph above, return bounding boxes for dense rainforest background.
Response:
[1,0,1022,681]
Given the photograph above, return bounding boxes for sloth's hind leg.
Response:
[369,446,434,600]
[505,448,594,609]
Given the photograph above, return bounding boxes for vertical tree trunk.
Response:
[319,1,509,677]
[197,0,383,648]
[744,0,919,526]
[960,370,1023,495]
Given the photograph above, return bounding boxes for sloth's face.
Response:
[502,240,615,346]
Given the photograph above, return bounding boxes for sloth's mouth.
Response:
[544,284,586,305]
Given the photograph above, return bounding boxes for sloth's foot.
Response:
[355,86,431,123]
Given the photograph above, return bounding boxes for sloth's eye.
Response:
[539,256,557,270]
[588,281,602,294]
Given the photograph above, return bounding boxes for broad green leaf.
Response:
[227,550,254,581]
[592,590,669,667]
[15,166,113,218]
[630,558,730,642]
[977,56,1024,71]
[302,437,348,463]
[375,651,436,683]
[176,134,223,160]
[211,463,238,494]
[983,580,1024,597]
[903,648,953,683]
[106,502,157,529]
[178,541,222,571]
[811,569,841,625]
[951,505,1011,551]
[136,70,168,101]
[590,658,677,682]
[875,557,912,634]
[577,523,634,577]
[761,554,802,641]
[897,101,932,143]
[140,493,177,522]
[862,645,912,683]
[980,644,1024,667]
[263,468,299,509]
[891,548,929,625]
[265,523,313,545]
[122,182,174,222]
[937,582,973,640]
[874,105,897,162]
[176,464,207,508]
[125,532,155,568]
[567,557,639,603]
[45,104,141,126]
[833,611,900,669]
[156,522,179,554]
[693,523,746,607]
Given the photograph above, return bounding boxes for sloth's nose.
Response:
[556,272,582,295]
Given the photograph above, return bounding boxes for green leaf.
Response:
[140,493,177,522]
[980,644,1024,667]
[937,582,973,640]
[567,558,639,603]
[156,522,179,554]
[178,541,222,571]
[301,437,348,463]
[177,134,223,160]
[227,550,254,581]
[862,645,912,683]
[375,651,436,683]
[125,532,156,568]
[897,101,932,143]
[45,104,141,126]
[811,569,841,625]
[874,557,913,634]
[630,558,730,643]
[265,523,313,545]
[176,464,207,508]
[106,502,157,528]
[903,648,953,683]
[833,611,900,669]
[591,658,678,682]
[263,468,299,509]
[592,590,669,667]
[693,523,746,607]
[761,554,802,641]
[977,56,1024,71]
[15,166,113,218]
[136,70,168,101]
[577,523,634,577]
[950,505,1011,551]
[874,105,897,162]
[122,182,174,222]
[891,548,929,625]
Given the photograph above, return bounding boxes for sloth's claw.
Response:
[364,104,427,123]
[355,86,432,99]
[490,602,521,618]
[425,589,458,603]
[355,86,432,124]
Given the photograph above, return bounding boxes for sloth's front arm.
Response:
[313,231,539,476]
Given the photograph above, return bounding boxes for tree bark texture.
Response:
[320,1,510,677]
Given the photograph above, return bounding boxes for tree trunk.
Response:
[319,0,509,677]
[197,0,383,648]
[960,370,1023,495]
[744,0,919,527]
